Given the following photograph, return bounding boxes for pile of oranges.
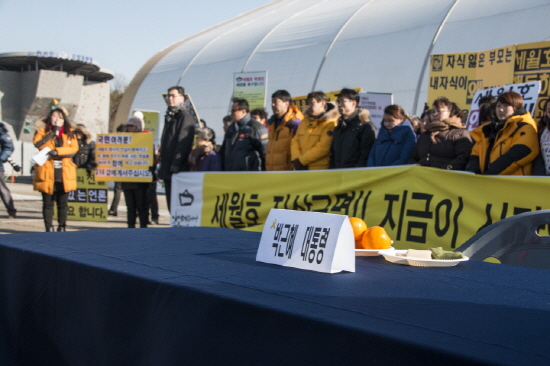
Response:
[349,217,392,250]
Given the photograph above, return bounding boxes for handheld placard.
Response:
[256,209,355,274]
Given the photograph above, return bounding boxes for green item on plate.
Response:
[430,247,465,260]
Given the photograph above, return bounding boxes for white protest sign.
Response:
[359,92,393,132]
[256,209,355,274]
[170,172,205,227]
[465,81,541,131]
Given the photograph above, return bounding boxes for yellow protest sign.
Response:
[172,166,550,251]
[66,169,108,222]
[514,41,550,120]
[95,132,154,182]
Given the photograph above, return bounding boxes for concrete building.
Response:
[0,51,113,174]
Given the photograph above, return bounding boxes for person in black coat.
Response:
[72,124,97,176]
[330,88,376,169]
[158,86,196,212]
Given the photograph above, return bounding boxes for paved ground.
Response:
[0,176,170,234]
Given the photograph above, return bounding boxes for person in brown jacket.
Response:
[33,108,78,232]
[408,97,473,170]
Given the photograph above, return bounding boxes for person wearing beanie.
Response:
[121,116,150,228]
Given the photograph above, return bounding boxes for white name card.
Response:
[256,209,355,274]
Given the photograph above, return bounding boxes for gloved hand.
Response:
[48,150,58,157]
[170,164,180,173]
[292,159,306,170]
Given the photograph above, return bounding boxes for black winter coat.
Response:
[220,114,266,171]
[73,140,96,171]
[330,109,376,169]
[408,128,473,170]
[159,106,196,180]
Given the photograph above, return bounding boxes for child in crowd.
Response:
[188,127,221,171]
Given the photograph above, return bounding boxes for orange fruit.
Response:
[360,226,392,249]
[349,217,367,241]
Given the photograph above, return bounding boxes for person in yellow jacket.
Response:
[290,91,338,170]
[265,90,304,170]
[466,91,539,175]
[33,108,78,231]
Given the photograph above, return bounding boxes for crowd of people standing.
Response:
[8,85,547,231]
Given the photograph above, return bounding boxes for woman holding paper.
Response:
[33,107,78,232]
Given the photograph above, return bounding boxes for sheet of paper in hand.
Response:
[256,208,355,274]
[31,147,51,166]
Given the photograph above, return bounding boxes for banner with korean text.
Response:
[66,169,108,222]
[94,133,154,182]
[233,71,267,111]
[171,166,550,252]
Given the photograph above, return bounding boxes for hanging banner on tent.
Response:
[132,110,160,139]
[171,166,550,252]
[233,71,267,111]
[514,41,550,121]
[465,81,541,130]
[359,92,393,131]
[94,132,154,182]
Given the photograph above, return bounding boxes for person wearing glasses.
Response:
[159,86,196,212]
[329,88,376,169]
[467,91,538,175]
[220,98,268,171]
[408,97,473,170]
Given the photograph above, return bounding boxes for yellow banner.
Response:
[514,41,550,120]
[67,168,108,222]
[95,132,154,182]
[172,166,550,251]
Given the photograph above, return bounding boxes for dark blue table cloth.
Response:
[1,227,549,365]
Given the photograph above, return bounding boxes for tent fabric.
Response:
[119,0,550,140]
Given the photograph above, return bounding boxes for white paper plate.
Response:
[378,249,469,267]
[355,247,394,257]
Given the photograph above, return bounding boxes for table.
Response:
[1,227,549,365]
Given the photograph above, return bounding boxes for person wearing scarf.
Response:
[33,107,78,232]
[408,97,473,170]
[158,86,195,212]
[467,91,539,175]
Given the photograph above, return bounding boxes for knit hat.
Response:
[124,116,144,132]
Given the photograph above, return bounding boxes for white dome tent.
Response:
[117,0,550,140]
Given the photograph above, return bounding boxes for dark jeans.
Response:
[0,172,16,216]
[42,182,69,230]
[123,185,149,228]
[164,179,172,213]
[109,182,122,214]
[148,181,159,220]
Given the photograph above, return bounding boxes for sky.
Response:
[0,0,273,88]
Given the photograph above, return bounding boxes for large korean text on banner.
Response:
[172,166,550,252]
